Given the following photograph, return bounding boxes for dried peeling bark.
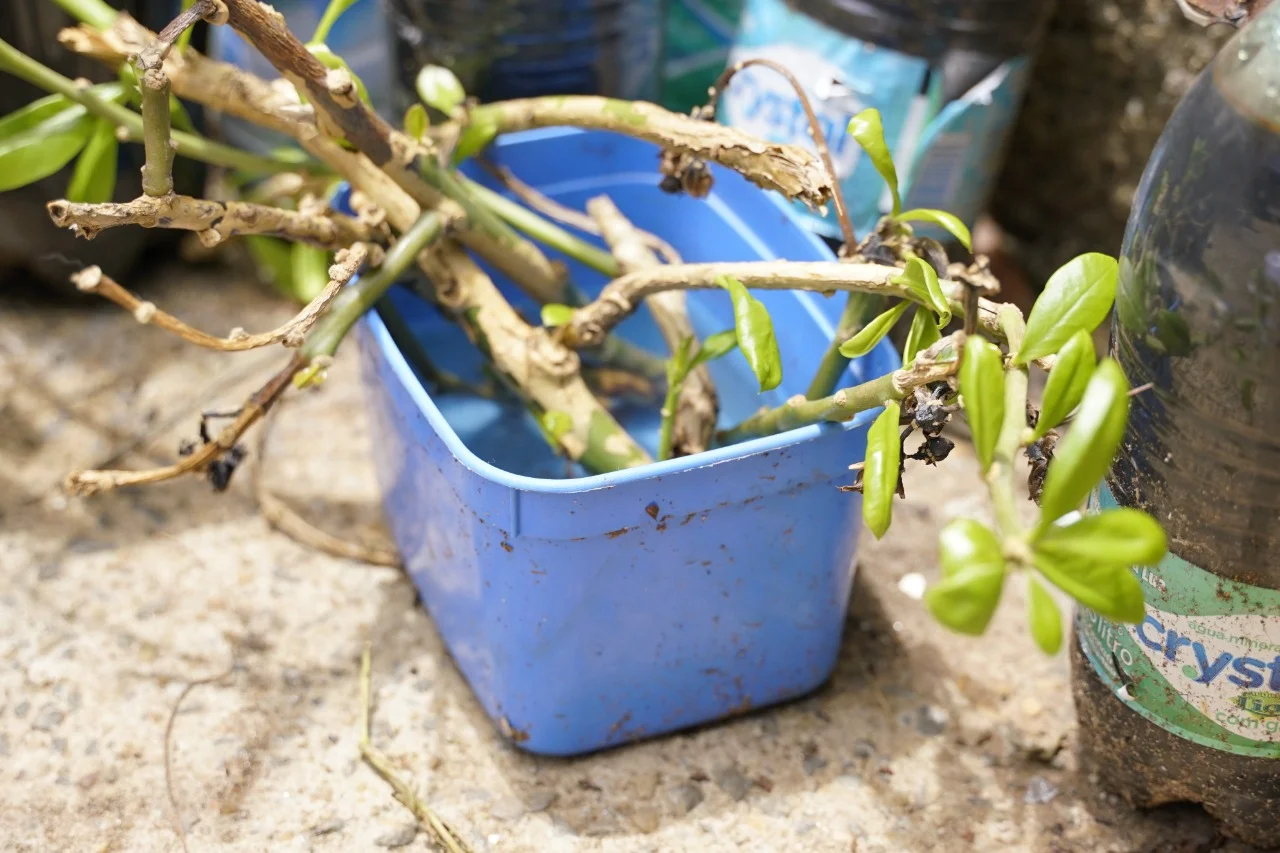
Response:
[47,193,374,248]
[474,96,835,209]
[588,195,717,457]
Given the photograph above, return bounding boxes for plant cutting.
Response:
[3,0,1166,746]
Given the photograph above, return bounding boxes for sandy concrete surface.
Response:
[0,261,1260,853]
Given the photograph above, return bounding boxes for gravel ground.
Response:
[0,261,1262,852]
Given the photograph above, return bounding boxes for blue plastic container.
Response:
[355,127,898,755]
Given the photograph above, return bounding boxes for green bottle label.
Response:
[1078,485,1280,758]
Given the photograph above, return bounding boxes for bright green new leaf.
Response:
[0,109,93,192]
[540,409,573,443]
[959,336,1005,472]
[290,243,332,303]
[1037,359,1130,526]
[404,103,429,140]
[311,0,363,45]
[892,257,950,325]
[307,44,370,103]
[926,519,1006,635]
[1027,577,1063,654]
[1034,550,1146,623]
[416,64,467,114]
[1018,253,1118,364]
[896,208,972,251]
[717,275,782,392]
[846,108,899,215]
[66,117,118,204]
[0,93,75,139]
[903,306,941,363]
[1033,329,1096,439]
[692,329,739,368]
[862,401,901,539]
[454,109,499,163]
[1036,507,1168,567]
[541,303,575,327]
[839,301,910,359]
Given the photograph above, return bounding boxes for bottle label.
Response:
[1078,484,1280,759]
[719,0,1034,240]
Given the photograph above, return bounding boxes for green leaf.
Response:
[307,44,370,104]
[311,0,363,45]
[244,236,295,297]
[903,306,941,364]
[416,64,466,114]
[540,409,573,443]
[290,243,332,303]
[0,93,75,139]
[959,336,1005,472]
[65,117,118,203]
[453,108,498,163]
[1036,507,1168,567]
[862,401,901,539]
[404,103,429,140]
[925,518,1006,634]
[169,94,196,134]
[839,301,910,359]
[1027,576,1063,655]
[1034,551,1146,623]
[176,0,199,54]
[1018,253,1118,365]
[717,275,782,392]
[665,335,696,386]
[691,329,739,367]
[846,108,899,215]
[0,109,93,192]
[1037,359,1130,526]
[1033,329,1096,439]
[541,303,575,327]
[896,208,972,251]
[892,257,950,325]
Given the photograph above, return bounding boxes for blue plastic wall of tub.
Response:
[355,128,899,756]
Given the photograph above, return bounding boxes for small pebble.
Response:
[802,754,828,776]
[490,798,526,822]
[37,561,61,582]
[759,716,779,736]
[14,701,30,719]
[630,805,661,834]
[310,819,344,836]
[714,765,752,802]
[33,705,65,732]
[915,705,948,737]
[52,737,68,754]
[794,820,816,836]
[374,823,418,848]
[853,739,876,759]
[281,667,306,689]
[669,782,705,815]
[77,773,98,790]
[1024,776,1059,805]
[0,735,9,756]
[526,790,557,813]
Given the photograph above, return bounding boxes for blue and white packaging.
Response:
[720,0,1034,242]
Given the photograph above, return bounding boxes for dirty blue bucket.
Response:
[354,127,898,755]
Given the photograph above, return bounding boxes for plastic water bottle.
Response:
[1071,6,1280,847]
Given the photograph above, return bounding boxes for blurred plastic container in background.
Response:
[384,0,665,116]
[661,0,744,114]
[719,0,1055,245]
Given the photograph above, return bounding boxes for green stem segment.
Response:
[986,305,1030,550]
[806,292,885,400]
[48,0,118,30]
[720,371,900,444]
[137,64,175,196]
[657,376,684,461]
[302,211,444,360]
[465,178,620,277]
[0,37,298,176]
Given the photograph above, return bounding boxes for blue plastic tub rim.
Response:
[346,126,898,496]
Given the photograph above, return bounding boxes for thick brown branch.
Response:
[587,195,716,456]
[48,193,374,248]
[138,0,216,72]
[566,261,919,348]
[70,244,367,352]
[471,96,834,209]
[65,352,304,497]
